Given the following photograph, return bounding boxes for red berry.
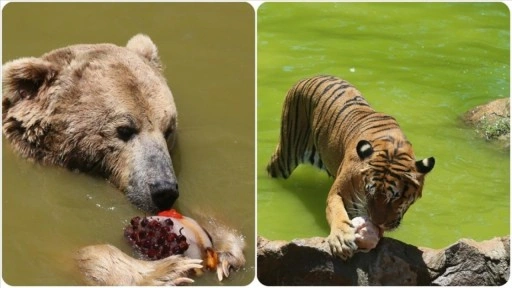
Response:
[130,216,141,227]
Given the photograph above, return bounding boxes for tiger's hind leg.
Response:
[266,92,316,178]
[267,143,295,178]
[267,137,324,178]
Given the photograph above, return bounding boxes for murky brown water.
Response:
[2,2,255,285]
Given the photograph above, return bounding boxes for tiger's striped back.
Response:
[267,75,404,178]
[267,75,435,255]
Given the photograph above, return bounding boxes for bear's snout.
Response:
[150,180,179,211]
[124,135,179,212]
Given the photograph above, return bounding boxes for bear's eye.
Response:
[164,127,174,140]
[117,126,137,142]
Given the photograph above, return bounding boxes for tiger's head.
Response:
[355,137,435,231]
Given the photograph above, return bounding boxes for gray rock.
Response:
[462,98,510,146]
[257,236,509,285]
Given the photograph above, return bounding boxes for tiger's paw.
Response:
[327,227,358,260]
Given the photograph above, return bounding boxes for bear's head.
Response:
[3,34,179,212]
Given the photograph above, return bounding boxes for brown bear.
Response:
[3,34,179,212]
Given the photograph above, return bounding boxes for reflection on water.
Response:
[3,2,254,285]
[258,2,509,249]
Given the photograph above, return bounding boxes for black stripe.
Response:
[391,167,412,173]
[334,102,371,124]
[305,76,334,120]
[342,115,396,142]
[319,89,348,117]
[297,76,322,119]
[320,91,351,138]
[332,104,375,142]
[368,125,400,135]
[394,154,414,162]
[375,135,396,142]
[317,84,351,115]
[364,122,398,133]
[390,161,409,169]
[291,90,303,169]
[308,146,316,165]
[305,76,335,101]
[330,109,371,141]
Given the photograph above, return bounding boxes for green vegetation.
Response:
[478,113,510,141]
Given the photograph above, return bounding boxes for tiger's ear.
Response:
[416,157,435,174]
[356,140,373,160]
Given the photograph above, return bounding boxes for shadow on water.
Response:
[270,166,334,234]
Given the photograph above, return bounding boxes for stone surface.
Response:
[462,97,510,145]
[257,235,510,285]
[463,98,509,126]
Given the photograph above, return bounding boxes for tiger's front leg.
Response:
[325,177,358,260]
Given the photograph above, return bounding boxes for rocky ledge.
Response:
[257,236,509,285]
[463,98,510,146]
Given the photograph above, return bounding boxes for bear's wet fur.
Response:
[3,34,179,212]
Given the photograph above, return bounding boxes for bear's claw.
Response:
[215,251,245,281]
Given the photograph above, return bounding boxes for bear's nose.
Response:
[149,181,179,211]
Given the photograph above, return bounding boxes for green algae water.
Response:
[2,3,254,285]
[258,2,510,249]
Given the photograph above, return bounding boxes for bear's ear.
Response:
[2,57,59,103]
[126,34,162,70]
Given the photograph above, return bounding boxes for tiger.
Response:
[267,75,435,260]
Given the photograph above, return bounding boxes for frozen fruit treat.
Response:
[351,216,382,251]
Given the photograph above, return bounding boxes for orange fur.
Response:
[268,76,435,259]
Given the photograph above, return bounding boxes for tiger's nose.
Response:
[150,181,179,211]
